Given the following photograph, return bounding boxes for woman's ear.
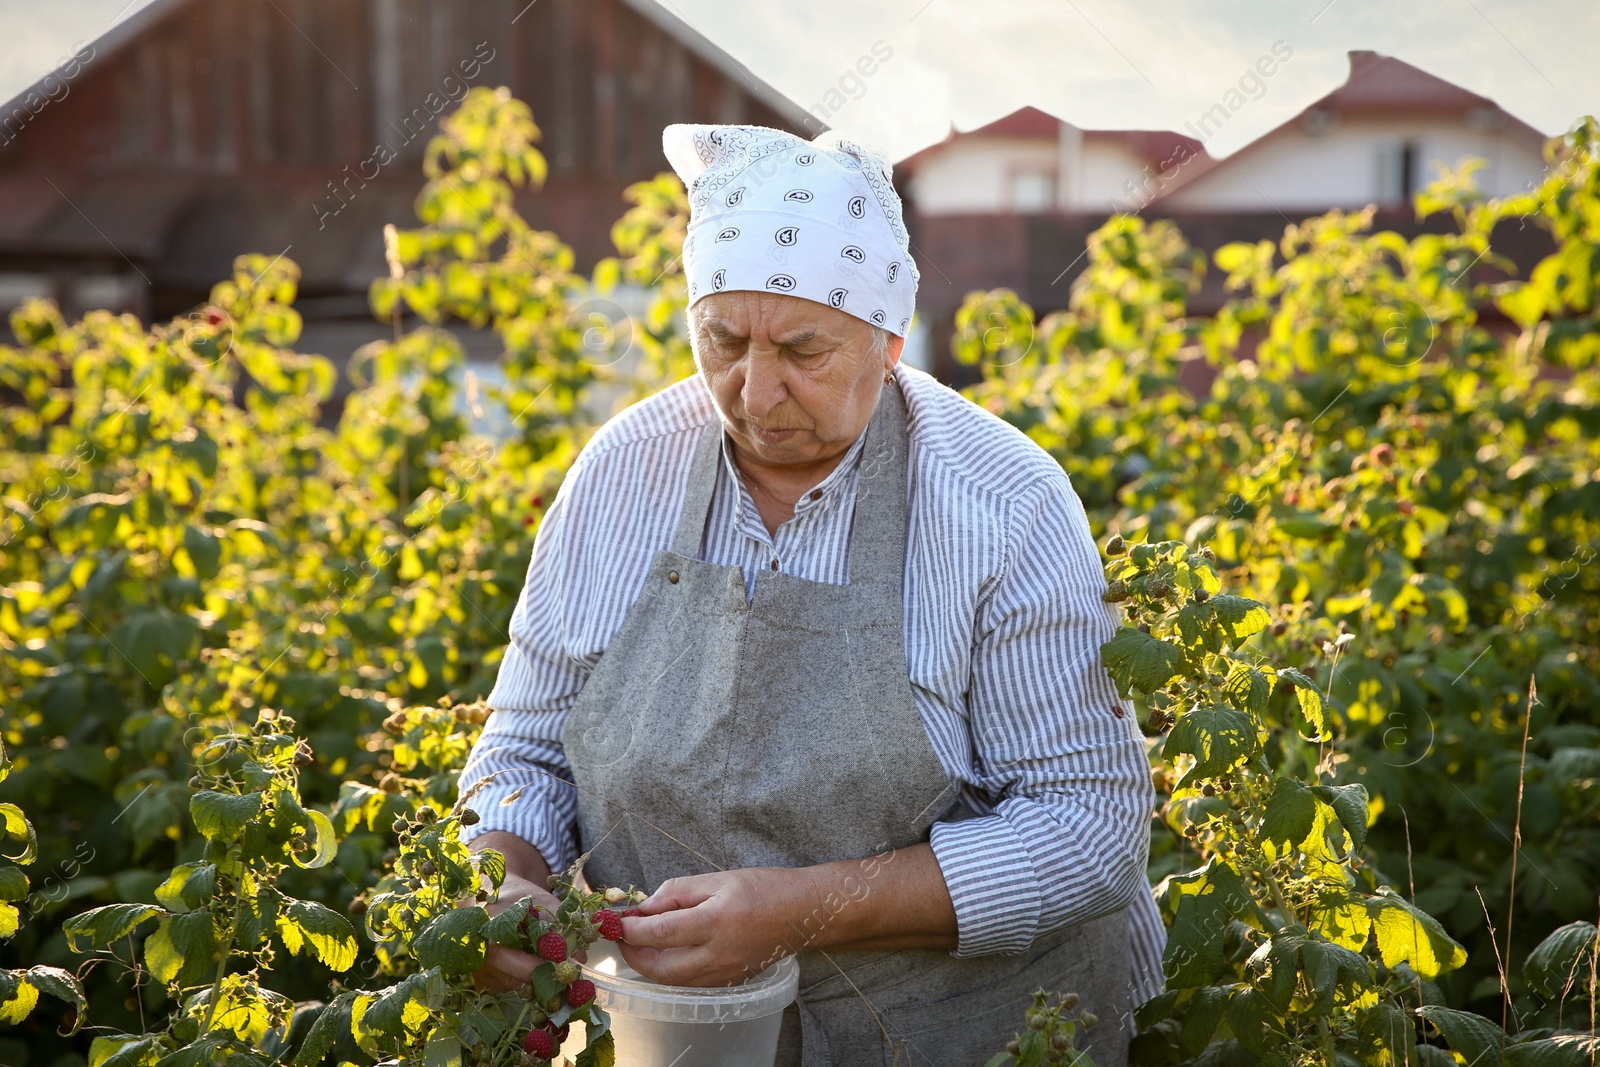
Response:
[888,332,906,368]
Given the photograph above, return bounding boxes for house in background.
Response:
[0,0,805,398]
[0,23,1559,390]
[899,51,1556,380]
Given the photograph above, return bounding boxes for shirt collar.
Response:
[718,417,873,524]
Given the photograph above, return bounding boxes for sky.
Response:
[1,0,1594,162]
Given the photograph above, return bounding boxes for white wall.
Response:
[909,130,1164,215]
[1159,115,1548,212]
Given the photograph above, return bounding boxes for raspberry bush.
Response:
[0,86,1595,1066]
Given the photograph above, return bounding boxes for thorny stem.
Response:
[202,851,246,1036]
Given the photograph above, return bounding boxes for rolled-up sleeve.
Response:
[928,472,1154,958]
[458,472,589,874]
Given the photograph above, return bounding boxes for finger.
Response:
[639,875,719,916]
[621,904,714,950]
[479,944,537,990]
[620,943,717,986]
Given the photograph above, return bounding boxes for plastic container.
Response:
[558,942,799,1067]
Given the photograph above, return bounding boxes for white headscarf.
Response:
[662,124,920,337]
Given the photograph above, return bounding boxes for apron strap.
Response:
[844,376,910,596]
[670,415,727,559]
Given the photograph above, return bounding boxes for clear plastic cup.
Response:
[558,942,799,1067]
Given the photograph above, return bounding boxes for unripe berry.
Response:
[553,960,580,985]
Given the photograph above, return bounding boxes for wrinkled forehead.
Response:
[689,290,869,341]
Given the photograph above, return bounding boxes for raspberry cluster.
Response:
[495,878,648,1066]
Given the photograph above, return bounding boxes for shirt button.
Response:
[770,559,779,571]
[808,490,822,501]
[1112,705,1125,718]
[667,570,679,584]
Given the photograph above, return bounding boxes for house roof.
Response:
[1,0,812,130]
[896,51,1550,196]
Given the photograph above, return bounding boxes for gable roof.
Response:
[2,0,811,130]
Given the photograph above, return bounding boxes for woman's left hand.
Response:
[618,867,817,987]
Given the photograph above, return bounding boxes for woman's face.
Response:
[691,291,903,470]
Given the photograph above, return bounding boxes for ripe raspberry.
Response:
[592,909,624,941]
[522,1027,556,1059]
[535,930,568,962]
[553,960,580,985]
[567,978,596,1007]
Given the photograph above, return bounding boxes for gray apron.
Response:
[564,378,1132,1066]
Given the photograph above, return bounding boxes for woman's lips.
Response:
[747,422,799,444]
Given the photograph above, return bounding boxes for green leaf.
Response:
[1296,935,1373,1013]
[236,889,280,950]
[106,607,200,687]
[294,991,357,1067]
[1102,627,1187,693]
[154,864,218,914]
[1521,921,1598,999]
[574,1028,615,1067]
[424,1035,463,1067]
[0,866,27,902]
[25,965,86,1033]
[1419,1005,1505,1064]
[1505,1034,1600,1067]
[144,911,219,987]
[531,959,564,1006]
[1370,888,1468,979]
[1209,595,1271,643]
[0,802,37,864]
[1311,783,1370,849]
[1164,706,1260,782]
[89,1034,169,1067]
[1259,777,1318,856]
[182,524,222,580]
[414,906,489,976]
[63,902,167,952]
[1177,986,1232,1058]
[1277,667,1327,739]
[290,809,338,870]
[277,900,359,972]
[189,791,263,842]
[0,975,38,1025]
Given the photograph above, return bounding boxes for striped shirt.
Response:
[461,364,1166,1008]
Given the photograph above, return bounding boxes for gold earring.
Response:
[883,368,895,383]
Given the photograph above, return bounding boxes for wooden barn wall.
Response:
[13,0,792,180]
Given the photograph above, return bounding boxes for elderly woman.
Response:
[460,123,1164,1065]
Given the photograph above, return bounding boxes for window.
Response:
[1010,169,1056,212]
[1375,140,1419,205]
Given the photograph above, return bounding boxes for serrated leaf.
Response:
[182,524,222,580]
[89,1034,168,1067]
[424,1035,462,1067]
[1165,706,1260,782]
[1175,602,1223,654]
[1504,1034,1600,1067]
[1178,985,1232,1058]
[1102,627,1187,694]
[1209,595,1271,643]
[144,911,219,987]
[414,906,489,976]
[1297,936,1372,1013]
[1419,1005,1504,1064]
[64,902,167,951]
[294,991,357,1067]
[277,900,359,972]
[189,791,263,842]
[0,975,38,1024]
[574,1027,615,1067]
[1260,777,1318,857]
[1277,667,1328,739]
[154,864,218,914]
[1370,888,1468,979]
[236,889,280,950]
[25,965,86,1033]
[1521,921,1598,999]
[1311,783,1369,849]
